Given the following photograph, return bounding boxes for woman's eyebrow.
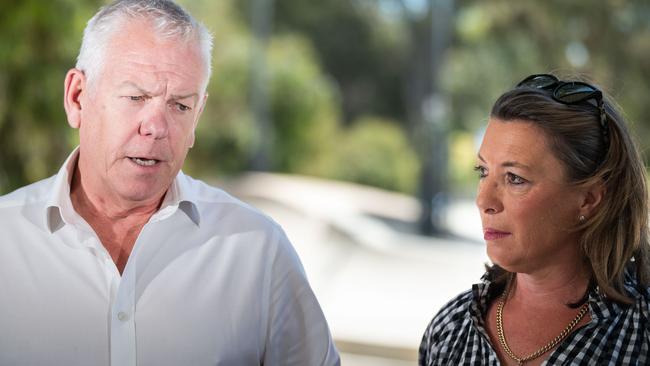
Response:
[477,154,531,170]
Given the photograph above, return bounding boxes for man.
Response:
[0,1,340,365]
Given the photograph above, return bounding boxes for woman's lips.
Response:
[483,228,511,240]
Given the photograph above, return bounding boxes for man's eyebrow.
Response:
[477,153,530,169]
[118,81,150,94]
[171,93,199,100]
[118,82,198,101]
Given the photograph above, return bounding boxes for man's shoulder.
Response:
[180,174,282,232]
[0,175,56,211]
[0,176,56,232]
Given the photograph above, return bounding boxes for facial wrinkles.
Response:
[118,65,198,101]
[111,64,200,115]
[117,36,205,83]
[121,112,173,165]
[109,67,199,150]
[498,156,568,230]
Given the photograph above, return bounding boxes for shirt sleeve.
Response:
[262,227,340,366]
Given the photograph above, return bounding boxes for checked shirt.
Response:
[419,267,650,365]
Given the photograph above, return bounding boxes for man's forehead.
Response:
[91,17,208,94]
[104,19,203,65]
[115,79,200,99]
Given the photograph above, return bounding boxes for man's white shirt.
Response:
[0,149,339,366]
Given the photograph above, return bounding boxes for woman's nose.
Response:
[476,179,503,215]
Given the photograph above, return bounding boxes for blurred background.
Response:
[1,0,649,364]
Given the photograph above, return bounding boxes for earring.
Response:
[579,215,586,222]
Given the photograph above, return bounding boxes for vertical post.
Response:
[406,0,453,235]
[250,0,274,171]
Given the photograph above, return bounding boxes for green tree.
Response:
[261,0,410,124]
[180,0,342,179]
[333,116,419,193]
[0,0,100,194]
[443,0,650,140]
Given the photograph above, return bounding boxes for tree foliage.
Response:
[1,0,647,196]
[333,116,419,193]
[270,0,650,194]
[0,0,100,192]
[177,0,420,192]
[268,0,410,124]
[444,0,650,138]
[180,0,344,179]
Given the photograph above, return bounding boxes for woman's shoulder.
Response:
[421,288,476,344]
[419,286,495,366]
[630,279,650,320]
[622,265,650,308]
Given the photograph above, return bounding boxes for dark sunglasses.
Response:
[517,74,608,144]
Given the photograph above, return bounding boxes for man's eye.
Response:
[175,103,191,112]
[507,173,526,185]
[129,96,145,102]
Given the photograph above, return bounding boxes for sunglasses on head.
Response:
[517,74,608,144]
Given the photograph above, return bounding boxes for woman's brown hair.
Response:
[486,82,649,305]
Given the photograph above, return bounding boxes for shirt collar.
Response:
[44,148,201,233]
[587,262,643,321]
[158,171,201,227]
[44,147,80,233]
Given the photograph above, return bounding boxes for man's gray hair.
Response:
[76,0,213,89]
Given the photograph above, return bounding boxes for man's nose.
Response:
[475,179,503,215]
[138,100,169,139]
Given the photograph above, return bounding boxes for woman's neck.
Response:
[510,262,592,308]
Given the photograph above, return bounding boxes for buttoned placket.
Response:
[108,204,179,366]
[109,247,137,366]
[75,223,138,366]
[59,183,181,366]
[43,152,196,366]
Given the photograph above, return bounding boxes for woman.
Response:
[419,74,650,365]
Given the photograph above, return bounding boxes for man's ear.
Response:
[64,68,86,129]
[579,180,606,218]
[188,93,209,148]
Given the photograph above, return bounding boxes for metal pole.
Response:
[417,0,453,235]
[250,0,274,171]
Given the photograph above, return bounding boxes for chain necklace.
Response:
[495,281,590,365]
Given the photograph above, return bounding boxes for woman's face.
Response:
[475,118,586,275]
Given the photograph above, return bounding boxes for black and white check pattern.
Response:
[419,268,650,365]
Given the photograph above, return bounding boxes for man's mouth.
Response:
[129,157,159,166]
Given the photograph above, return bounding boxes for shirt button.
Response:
[117,312,129,321]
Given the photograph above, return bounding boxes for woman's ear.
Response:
[579,181,606,218]
[64,68,86,129]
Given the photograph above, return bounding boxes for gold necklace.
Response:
[495,282,590,365]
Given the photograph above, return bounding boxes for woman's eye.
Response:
[507,172,526,185]
[129,96,145,102]
[473,165,487,178]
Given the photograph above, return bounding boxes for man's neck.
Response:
[69,164,163,223]
[69,164,166,274]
